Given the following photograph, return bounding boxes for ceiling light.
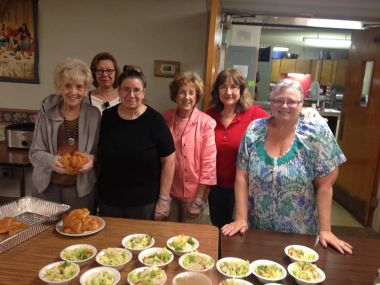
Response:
[303,37,351,49]
[307,18,362,30]
[273,47,289,52]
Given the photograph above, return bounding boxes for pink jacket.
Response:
[163,107,217,201]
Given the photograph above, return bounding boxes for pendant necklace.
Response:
[63,103,79,146]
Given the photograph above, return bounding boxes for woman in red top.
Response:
[207,68,269,228]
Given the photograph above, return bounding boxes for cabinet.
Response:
[320,60,334,85]
[279,59,296,73]
[309,59,347,85]
[271,59,282,82]
[295,59,311,74]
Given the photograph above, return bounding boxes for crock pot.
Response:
[5,122,35,149]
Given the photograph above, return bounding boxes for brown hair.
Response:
[117,65,146,88]
[210,68,252,113]
[169,72,203,104]
[90,52,120,88]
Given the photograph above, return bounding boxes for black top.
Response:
[98,105,175,207]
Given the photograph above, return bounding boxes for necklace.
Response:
[64,118,79,146]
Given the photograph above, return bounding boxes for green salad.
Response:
[288,247,316,262]
[43,261,78,282]
[142,248,172,266]
[127,234,153,249]
[128,267,166,285]
[219,259,249,277]
[98,248,130,266]
[85,271,115,285]
[292,261,320,281]
[181,252,214,271]
[255,263,283,278]
[63,247,94,261]
[169,234,196,251]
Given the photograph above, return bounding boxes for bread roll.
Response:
[60,152,89,175]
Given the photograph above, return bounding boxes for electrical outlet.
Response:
[0,168,14,179]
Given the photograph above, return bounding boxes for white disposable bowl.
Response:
[250,259,287,284]
[79,266,120,285]
[121,233,155,254]
[95,247,132,270]
[219,279,254,285]
[127,266,167,285]
[39,261,80,285]
[216,257,251,278]
[285,245,319,263]
[59,244,97,266]
[173,271,212,285]
[138,247,174,267]
[178,251,215,272]
[166,235,199,256]
[287,262,326,285]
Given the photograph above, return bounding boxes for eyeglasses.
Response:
[270,99,303,107]
[95,69,115,75]
[219,84,240,92]
[120,87,143,95]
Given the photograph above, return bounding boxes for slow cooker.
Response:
[4,122,35,149]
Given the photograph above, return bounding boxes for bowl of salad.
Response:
[95,247,132,270]
[167,234,199,256]
[250,259,287,284]
[172,271,212,285]
[138,247,174,267]
[216,257,250,278]
[285,245,319,263]
[122,233,155,253]
[127,266,167,285]
[60,244,97,266]
[79,266,121,285]
[39,261,80,285]
[179,251,215,272]
[287,261,326,285]
[219,279,254,285]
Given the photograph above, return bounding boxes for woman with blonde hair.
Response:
[29,58,100,211]
[163,72,216,223]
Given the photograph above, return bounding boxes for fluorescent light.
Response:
[273,47,289,52]
[303,37,351,49]
[307,18,362,30]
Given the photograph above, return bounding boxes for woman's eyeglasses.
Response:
[270,99,302,107]
[95,69,115,75]
[120,87,143,95]
[219,84,240,92]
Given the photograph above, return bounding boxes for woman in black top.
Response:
[98,66,175,220]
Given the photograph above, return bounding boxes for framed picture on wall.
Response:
[0,0,39,83]
[154,60,180,77]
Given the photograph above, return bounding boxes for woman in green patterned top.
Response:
[222,79,353,255]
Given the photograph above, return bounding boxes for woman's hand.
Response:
[79,154,94,173]
[186,198,205,218]
[319,230,353,255]
[221,218,249,236]
[154,195,171,220]
[52,155,66,174]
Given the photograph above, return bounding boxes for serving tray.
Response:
[0,196,70,253]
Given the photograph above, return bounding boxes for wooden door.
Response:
[335,28,380,225]
[203,0,222,111]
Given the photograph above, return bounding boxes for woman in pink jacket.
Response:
[163,72,217,223]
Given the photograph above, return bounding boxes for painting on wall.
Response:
[0,0,39,83]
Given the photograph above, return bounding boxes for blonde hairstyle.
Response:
[169,72,204,104]
[54,58,92,90]
[210,68,252,113]
[270,79,304,101]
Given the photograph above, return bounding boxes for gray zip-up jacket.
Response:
[29,94,101,197]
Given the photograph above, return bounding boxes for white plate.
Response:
[166,234,199,256]
[219,279,254,285]
[285,245,319,263]
[138,247,174,267]
[250,259,287,283]
[216,257,250,278]
[79,266,120,285]
[173,271,212,285]
[179,251,215,272]
[95,247,132,270]
[287,261,326,285]
[59,244,97,266]
[121,233,155,253]
[39,261,80,285]
[127,266,167,285]
[56,215,105,237]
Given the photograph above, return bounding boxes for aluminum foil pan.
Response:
[0,196,70,253]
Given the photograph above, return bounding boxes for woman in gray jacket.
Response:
[29,58,101,211]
